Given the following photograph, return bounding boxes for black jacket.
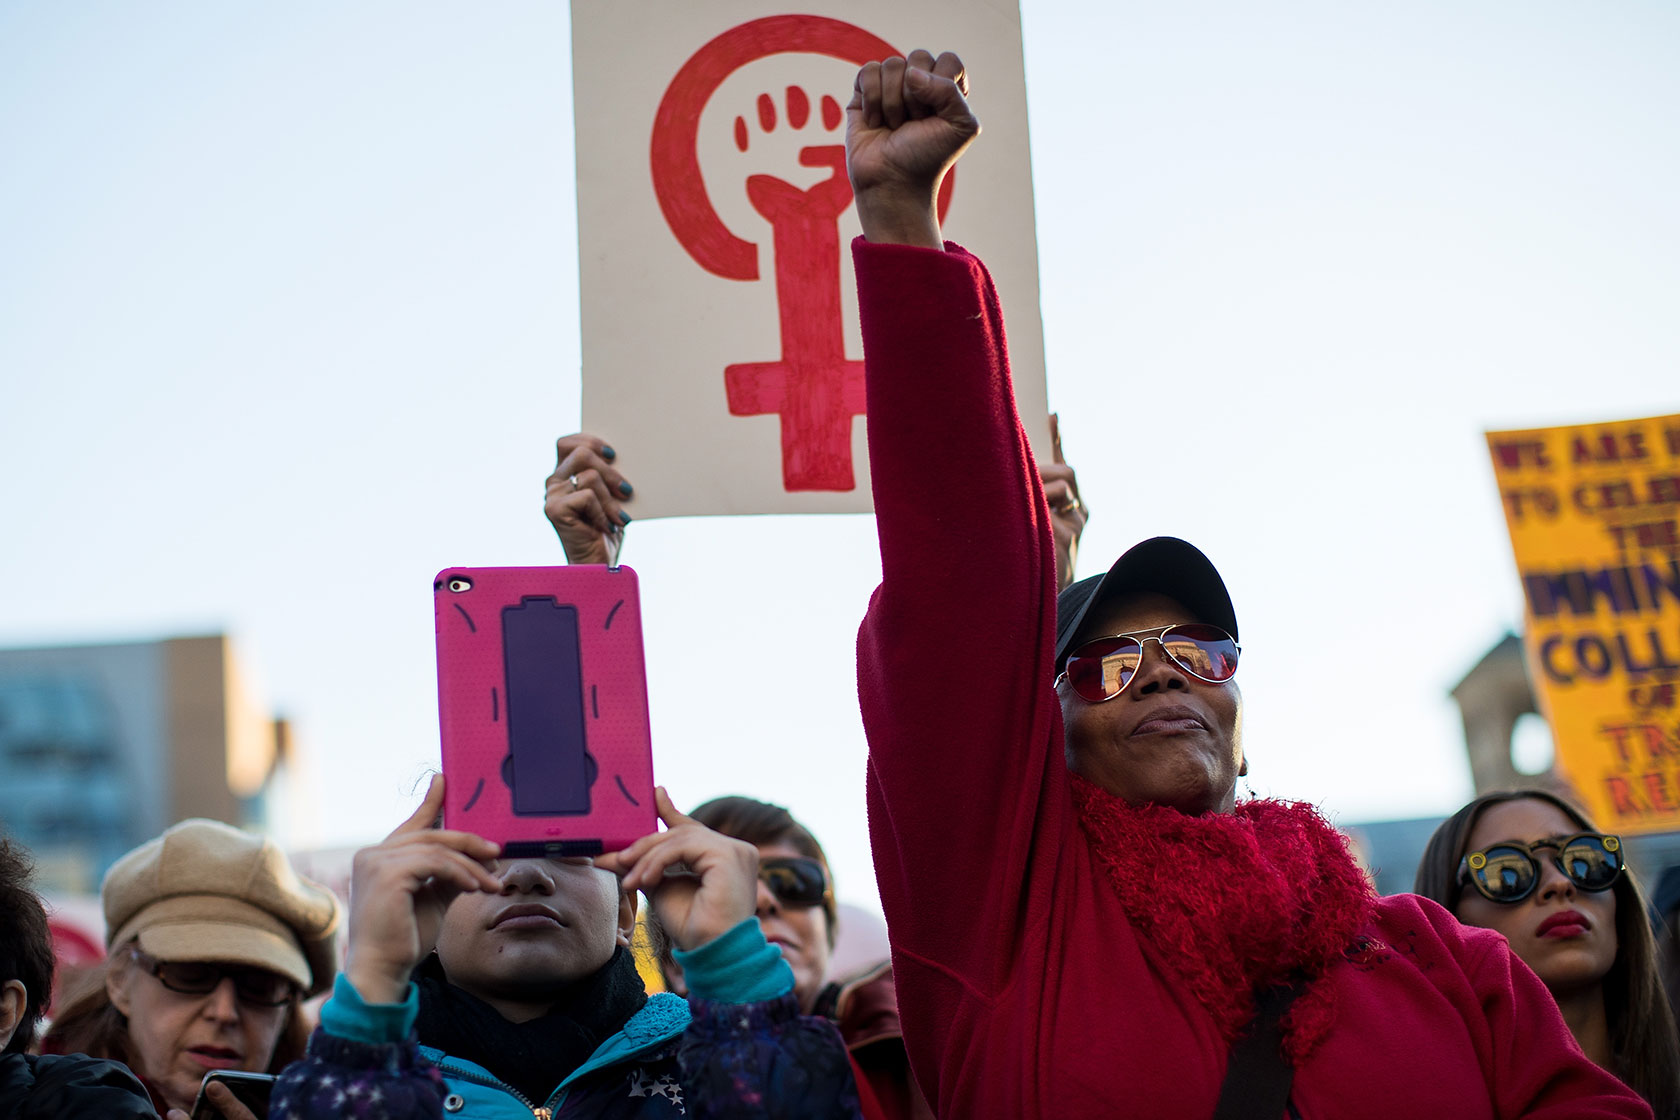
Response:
[0,1051,157,1119]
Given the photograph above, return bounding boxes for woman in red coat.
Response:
[844,47,1653,1120]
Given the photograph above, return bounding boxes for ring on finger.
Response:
[1057,496,1083,515]
[568,475,580,492]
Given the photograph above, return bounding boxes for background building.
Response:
[0,633,288,894]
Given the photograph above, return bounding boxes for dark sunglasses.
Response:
[130,949,297,1007]
[759,857,829,909]
[1056,623,1241,703]
[1457,833,1624,904]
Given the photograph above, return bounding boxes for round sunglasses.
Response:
[759,856,830,909]
[1457,833,1623,904]
[1056,623,1241,703]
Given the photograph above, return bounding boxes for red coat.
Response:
[851,237,1651,1120]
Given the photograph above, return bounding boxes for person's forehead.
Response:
[758,840,818,864]
[1084,590,1196,637]
[1467,799,1582,848]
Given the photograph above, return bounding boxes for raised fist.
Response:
[845,50,978,249]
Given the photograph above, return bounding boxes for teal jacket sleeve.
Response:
[317,971,420,1045]
[672,916,794,1003]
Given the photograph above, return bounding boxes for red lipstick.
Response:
[1536,910,1590,939]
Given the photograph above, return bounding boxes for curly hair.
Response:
[0,838,56,1055]
[1415,789,1680,1120]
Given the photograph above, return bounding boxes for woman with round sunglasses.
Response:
[1415,790,1680,1118]
[43,818,340,1119]
[842,48,1651,1119]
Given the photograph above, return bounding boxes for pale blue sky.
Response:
[2,1,1675,916]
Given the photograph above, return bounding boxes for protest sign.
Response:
[572,1,1049,517]
[1488,413,1680,833]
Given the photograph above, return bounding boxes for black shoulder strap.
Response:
[1210,983,1303,1120]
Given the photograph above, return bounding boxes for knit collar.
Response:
[1072,777,1374,1062]
[414,946,647,1105]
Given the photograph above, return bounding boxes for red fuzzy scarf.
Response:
[1072,777,1374,1063]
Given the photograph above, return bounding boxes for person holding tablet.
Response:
[271,776,861,1119]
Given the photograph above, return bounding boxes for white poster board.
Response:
[573,1,1049,517]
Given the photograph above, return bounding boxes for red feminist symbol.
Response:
[650,16,955,492]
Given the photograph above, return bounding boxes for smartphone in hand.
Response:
[190,1070,274,1119]
[434,566,656,855]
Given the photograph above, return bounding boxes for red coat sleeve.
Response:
[853,238,1067,996]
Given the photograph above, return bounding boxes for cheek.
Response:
[435,896,492,965]
[1058,694,1107,758]
[1208,684,1241,743]
[792,910,831,966]
[1589,892,1619,946]
[120,987,189,1076]
[1453,897,1520,941]
[812,917,834,971]
[243,1010,289,1067]
[576,874,626,945]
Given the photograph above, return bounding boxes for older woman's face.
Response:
[1453,798,1619,997]
[106,951,292,1114]
[1058,591,1244,816]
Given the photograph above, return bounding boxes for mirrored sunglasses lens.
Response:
[1066,637,1142,700]
[1161,626,1239,682]
[1561,837,1621,890]
[1475,847,1537,902]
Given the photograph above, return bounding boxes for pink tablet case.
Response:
[433,565,655,855]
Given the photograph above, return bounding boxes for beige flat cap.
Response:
[102,819,341,998]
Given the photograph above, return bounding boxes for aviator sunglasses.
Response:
[1457,833,1624,904]
[1056,623,1241,702]
[759,857,829,909]
[129,948,297,1007]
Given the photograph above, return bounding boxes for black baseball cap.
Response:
[1054,537,1239,673]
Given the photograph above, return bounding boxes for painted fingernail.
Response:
[618,510,632,525]
[601,445,616,461]
[617,481,633,497]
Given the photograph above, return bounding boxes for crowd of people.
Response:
[3,48,1680,1120]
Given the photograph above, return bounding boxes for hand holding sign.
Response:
[1043,413,1090,592]
[847,50,978,249]
[546,433,633,566]
[545,422,1090,589]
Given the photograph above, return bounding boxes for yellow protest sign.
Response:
[1488,413,1680,833]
